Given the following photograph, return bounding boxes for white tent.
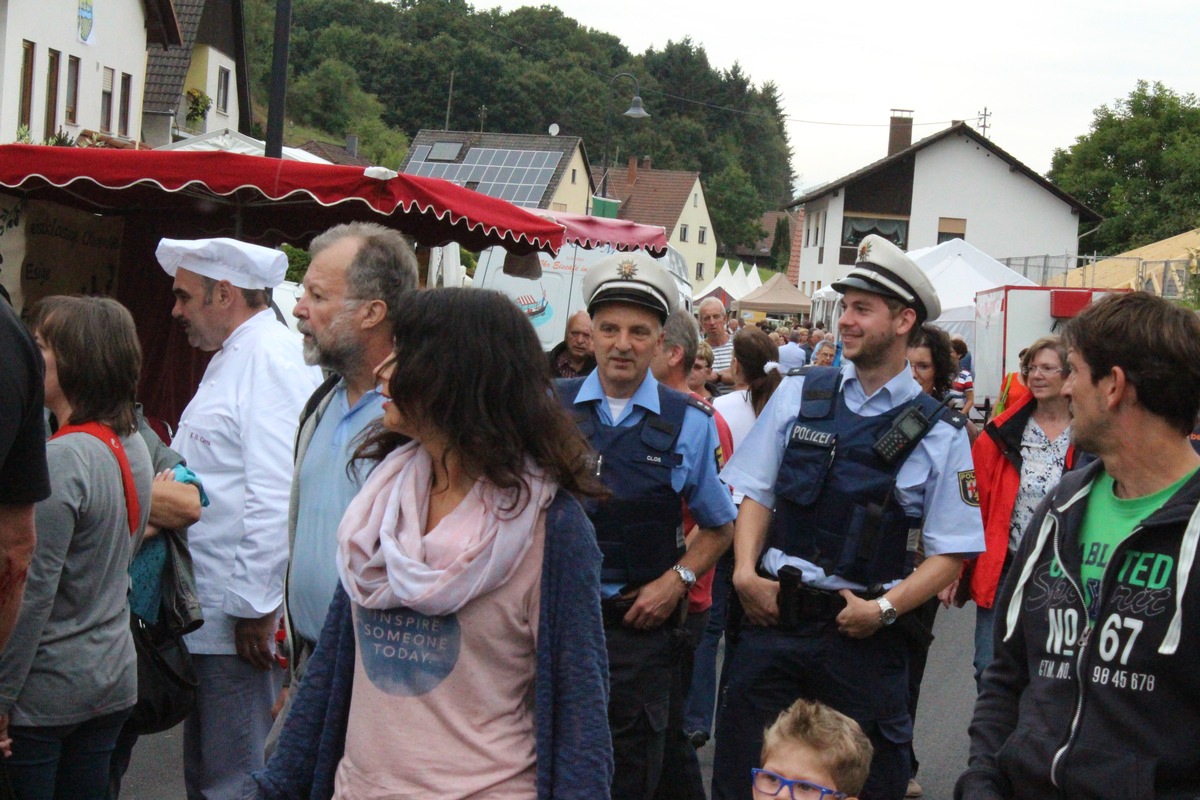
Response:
[746,266,763,292]
[907,238,1035,348]
[692,260,738,303]
[730,262,753,299]
[809,285,841,329]
[156,128,333,164]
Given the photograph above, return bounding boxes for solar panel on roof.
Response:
[406,146,561,208]
[428,142,463,161]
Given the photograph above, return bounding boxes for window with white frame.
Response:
[118,73,131,136]
[65,56,80,124]
[699,226,707,244]
[100,68,114,132]
[696,262,705,280]
[679,224,689,242]
[216,67,230,114]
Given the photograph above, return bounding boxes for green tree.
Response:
[770,214,792,271]
[705,164,767,255]
[1049,80,1200,255]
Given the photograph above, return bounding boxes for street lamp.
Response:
[598,72,650,203]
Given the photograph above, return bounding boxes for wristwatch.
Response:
[876,596,898,626]
[672,565,697,591]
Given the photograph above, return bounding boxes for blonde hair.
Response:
[761,699,873,796]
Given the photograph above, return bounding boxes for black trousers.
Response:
[606,620,690,800]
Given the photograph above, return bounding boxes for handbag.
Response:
[128,614,199,735]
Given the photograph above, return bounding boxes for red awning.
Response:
[0,144,565,254]
[536,211,669,256]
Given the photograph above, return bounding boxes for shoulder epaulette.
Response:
[686,394,716,416]
[936,407,968,430]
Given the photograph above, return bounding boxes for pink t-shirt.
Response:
[332,515,546,800]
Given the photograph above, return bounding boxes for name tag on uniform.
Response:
[788,423,836,448]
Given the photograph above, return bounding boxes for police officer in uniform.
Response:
[710,235,985,800]
[557,252,736,800]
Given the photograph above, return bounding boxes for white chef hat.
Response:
[155,237,288,290]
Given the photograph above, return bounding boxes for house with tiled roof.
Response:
[789,113,1100,300]
[142,0,251,147]
[1,0,180,144]
[401,130,595,215]
[591,156,718,288]
[298,138,373,167]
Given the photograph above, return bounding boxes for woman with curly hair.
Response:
[258,288,612,800]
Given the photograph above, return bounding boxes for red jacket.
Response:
[968,392,1086,608]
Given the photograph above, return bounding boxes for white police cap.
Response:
[582,251,678,322]
[831,234,941,322]
[155,237,288,290]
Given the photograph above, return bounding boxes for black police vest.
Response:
[767,367,947,587]
[557,378,687,586]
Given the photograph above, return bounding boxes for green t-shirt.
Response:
[1074,468,1198,623]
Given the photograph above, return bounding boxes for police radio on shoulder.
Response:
[872,395,952,465]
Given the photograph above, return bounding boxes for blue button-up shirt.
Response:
[289,382,382,642]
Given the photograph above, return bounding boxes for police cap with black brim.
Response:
[831,234,941,322]
[582,251,678,323]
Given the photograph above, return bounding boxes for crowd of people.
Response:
[1,224,1199,800]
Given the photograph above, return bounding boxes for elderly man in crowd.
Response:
[548,309,596,378]
[273,223,418,733]
[160,237,322,799]
[558,252,736,799]
[698,297,734,395]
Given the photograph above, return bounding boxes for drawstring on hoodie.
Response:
[1004,478,1196,656]
[1004,483,1090,643]
[1160,498,1200,655]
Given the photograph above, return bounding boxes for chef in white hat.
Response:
[156,237,322,798]
[558,251,736,799]
[712,234,983,800]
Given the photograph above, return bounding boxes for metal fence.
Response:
[1001,254,1197,299]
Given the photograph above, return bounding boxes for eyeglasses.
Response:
[752,768,847,800]
[1022,366,1065,377]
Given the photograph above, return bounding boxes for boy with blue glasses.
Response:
[753,699,873,800]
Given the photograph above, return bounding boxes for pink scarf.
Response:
[336,441,557,617]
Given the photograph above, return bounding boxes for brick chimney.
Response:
[640,155,652,171]
[888,109,914,156]
[627,156,638,184]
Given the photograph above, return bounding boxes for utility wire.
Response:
[459,12,975,128]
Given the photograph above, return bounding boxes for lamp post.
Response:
[598,72,650,203]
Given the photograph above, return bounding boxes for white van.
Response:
[473,243,693,352]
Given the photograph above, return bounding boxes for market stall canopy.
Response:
[0,144,566,255]
[734,272,812,314]
[538,211,669,256]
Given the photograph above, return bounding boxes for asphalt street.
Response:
[122,603,980,799]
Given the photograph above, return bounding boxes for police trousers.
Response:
[606,621,684,800]
[711,620,913,800]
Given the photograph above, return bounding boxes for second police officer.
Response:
[711,235,985,800]
[557,251,736,800]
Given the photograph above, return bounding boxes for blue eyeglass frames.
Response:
[752,768,848,800]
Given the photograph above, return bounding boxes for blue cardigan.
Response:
[255,491,613,799]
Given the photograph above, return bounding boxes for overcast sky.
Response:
[483,0,1196,194]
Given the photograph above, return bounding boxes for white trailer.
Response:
[974,285,1127,411]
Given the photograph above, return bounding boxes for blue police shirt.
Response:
[573,370,737,530]
[720,362,984,591]
[289,382,382,643]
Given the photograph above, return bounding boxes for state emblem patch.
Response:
[958,469,980,507]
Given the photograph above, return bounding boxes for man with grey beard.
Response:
[276,223,418,722]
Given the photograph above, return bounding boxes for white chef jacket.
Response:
[174,309,322,655]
